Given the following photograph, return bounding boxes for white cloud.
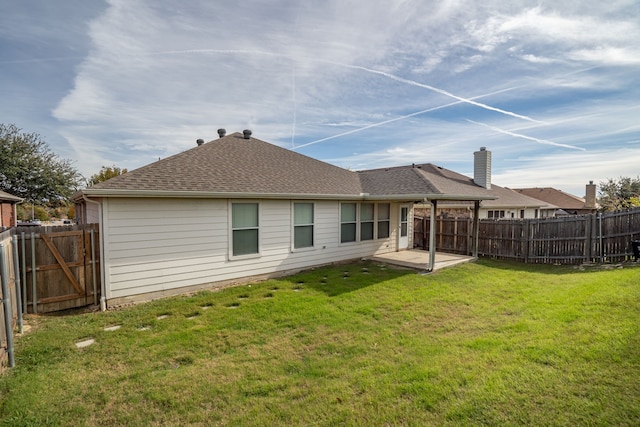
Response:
[2,0,633,185]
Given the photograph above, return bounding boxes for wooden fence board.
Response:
[415,207,640,264]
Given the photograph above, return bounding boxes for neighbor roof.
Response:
[513,187,589,210]
[0,190,23,202]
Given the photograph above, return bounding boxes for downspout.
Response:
[82,195,107,311]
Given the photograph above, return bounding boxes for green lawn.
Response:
[1,259,639,426]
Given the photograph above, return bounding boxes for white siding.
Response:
[102,198,400,300]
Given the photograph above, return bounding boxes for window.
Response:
[377,203,390,239]
[520,210,525,219]
[400,206,408,237]
[294,203,314,249]
[341,203,357,243]
[231,203,259,256]
[487,210,505,219]
[360,203,374,241]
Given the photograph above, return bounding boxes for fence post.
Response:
[12,236,23,334]
[523,220,530,263]
[0,243,15,368]
[20,232,26,314]
[598,213,603,263]
[90,228,97,306]
[585,214,592,262]
[31,232,37,314]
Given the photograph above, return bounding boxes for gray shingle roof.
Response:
[90,132,362,195]
[513,187,587,210]
[83,133,505,202]
[359,164,495,199]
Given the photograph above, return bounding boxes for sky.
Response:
[1,0,639,197]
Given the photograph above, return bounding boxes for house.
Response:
[0,190,22,230]
[513,182,598,217]
[414,147,546,219]
[74,130,496,308]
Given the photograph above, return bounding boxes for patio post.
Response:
[472,201,480,257]
[429,199,437,271]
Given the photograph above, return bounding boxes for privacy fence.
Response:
[414,207,640,264]
[1,224,100,371]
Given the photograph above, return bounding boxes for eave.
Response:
[77,189,497,202]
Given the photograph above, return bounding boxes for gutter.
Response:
[79,189,498,202]
[82,195,107,312]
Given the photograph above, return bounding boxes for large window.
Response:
[341,202,392,243]
[360,203,374,241]
[294,203,314,249]
[377,203,390,239]
[231,203,259,256]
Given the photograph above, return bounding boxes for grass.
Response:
[1,259,639,426]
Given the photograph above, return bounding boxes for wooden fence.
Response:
[414,207,640,264]
[10,224,101,314]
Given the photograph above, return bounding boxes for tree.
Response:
[0,123,81,205]
[88,165,128,186]
[598,176,640,212]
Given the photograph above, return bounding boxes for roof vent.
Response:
[217,128,226,138]
[243,129,252,139]
[196,139,205,146]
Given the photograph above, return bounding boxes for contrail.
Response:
[467,119,585,151]
[327,61,546,125]
[294,86,524,149]
[149,49,544,125]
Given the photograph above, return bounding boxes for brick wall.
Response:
[0,202,16,228]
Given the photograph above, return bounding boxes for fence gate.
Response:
[20,227,99,313]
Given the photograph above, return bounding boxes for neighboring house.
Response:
[74,130,495,307]
[0,190,22,230]
[513,183,598,217]
[415,147,546,219]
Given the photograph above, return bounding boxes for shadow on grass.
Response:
[289,260,415,297]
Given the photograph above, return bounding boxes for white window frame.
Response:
[377,203,391,239]
[360,202,375,241]
[488,210,505,219]
[292,202,315,251]
[340,202,358,244]
[229,201,261,260]
[340,202,393,244]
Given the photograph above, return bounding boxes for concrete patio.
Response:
[369,249,475,272]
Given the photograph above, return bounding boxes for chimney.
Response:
[473,147,491,189]
[243,129,252,139]
[196,139,205,146]
[217,128,226,138]
[585,180,596,208]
